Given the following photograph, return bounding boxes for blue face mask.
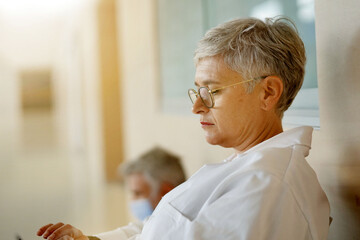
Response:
[130,198,154,221]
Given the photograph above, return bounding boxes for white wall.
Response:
[0,1,108,237]
[0,1,76,69]
[0,0,104,193]
[1,0,103,159]
[0,2,64,161]
[0,58,20,161]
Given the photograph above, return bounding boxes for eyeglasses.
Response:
[188,76,266,108]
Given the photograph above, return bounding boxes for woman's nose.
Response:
[192,96,209,114]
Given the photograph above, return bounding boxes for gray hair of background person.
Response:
[194,16,306,118]
[121,147,186,191]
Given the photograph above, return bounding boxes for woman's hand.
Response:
[37,222,89,240]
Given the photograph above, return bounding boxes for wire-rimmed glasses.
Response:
[188,76,266,108]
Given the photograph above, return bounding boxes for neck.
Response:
[233,117,283,154]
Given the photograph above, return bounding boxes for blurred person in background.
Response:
[37,16,330,240]
[37,147,185,240]
[121,147,186,222]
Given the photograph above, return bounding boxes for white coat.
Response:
[97,126,330,240]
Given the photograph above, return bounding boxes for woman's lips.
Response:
[200,121,214,127]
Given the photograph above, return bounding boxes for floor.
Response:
[0,110,129,240]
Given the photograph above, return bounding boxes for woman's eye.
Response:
[212,90,220,95]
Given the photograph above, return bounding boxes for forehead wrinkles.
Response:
[195,57,244,87]
[195,59,226,87]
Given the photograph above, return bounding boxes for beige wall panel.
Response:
[98,0,124,181]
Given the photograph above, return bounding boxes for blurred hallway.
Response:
[0,109,128,240]
[0,1,129,239]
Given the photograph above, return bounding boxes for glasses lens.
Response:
[188,89,198,104]
[199,87,213,108]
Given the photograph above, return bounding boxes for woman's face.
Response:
[192,56,266,151]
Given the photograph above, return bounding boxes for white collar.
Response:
[223,126,313,163]
[248,125,312,151]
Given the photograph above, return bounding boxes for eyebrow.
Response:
[194,79,220,87]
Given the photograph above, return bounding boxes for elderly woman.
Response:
[37,17,330,240]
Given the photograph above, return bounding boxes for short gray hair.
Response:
[194,17,306,118]
[122,147,186,188]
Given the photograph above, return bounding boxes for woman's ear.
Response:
[260,76,283,111]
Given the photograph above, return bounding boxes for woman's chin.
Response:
[205,135,221,146]
[205,135,236,148]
